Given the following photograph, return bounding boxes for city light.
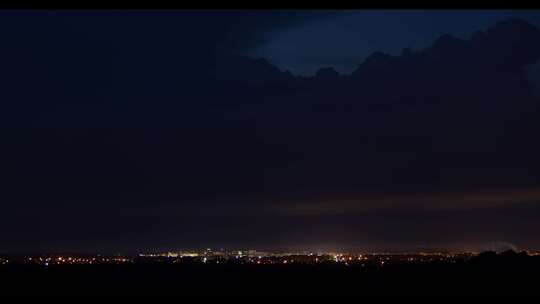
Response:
[1,249,533,268]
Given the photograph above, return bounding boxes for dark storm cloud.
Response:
[2,11,540,252]
[0,10,334,128]
[0,10,332,51]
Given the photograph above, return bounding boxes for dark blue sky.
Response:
[252,10,540,75]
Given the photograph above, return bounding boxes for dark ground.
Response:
[1,252,539,296]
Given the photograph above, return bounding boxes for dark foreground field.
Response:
[1,254,539,296]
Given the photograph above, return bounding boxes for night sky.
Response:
[2,10,540,253]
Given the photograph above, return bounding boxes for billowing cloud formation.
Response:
[1,12,540,252]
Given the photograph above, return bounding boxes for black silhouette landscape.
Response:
[1,250,539,295]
